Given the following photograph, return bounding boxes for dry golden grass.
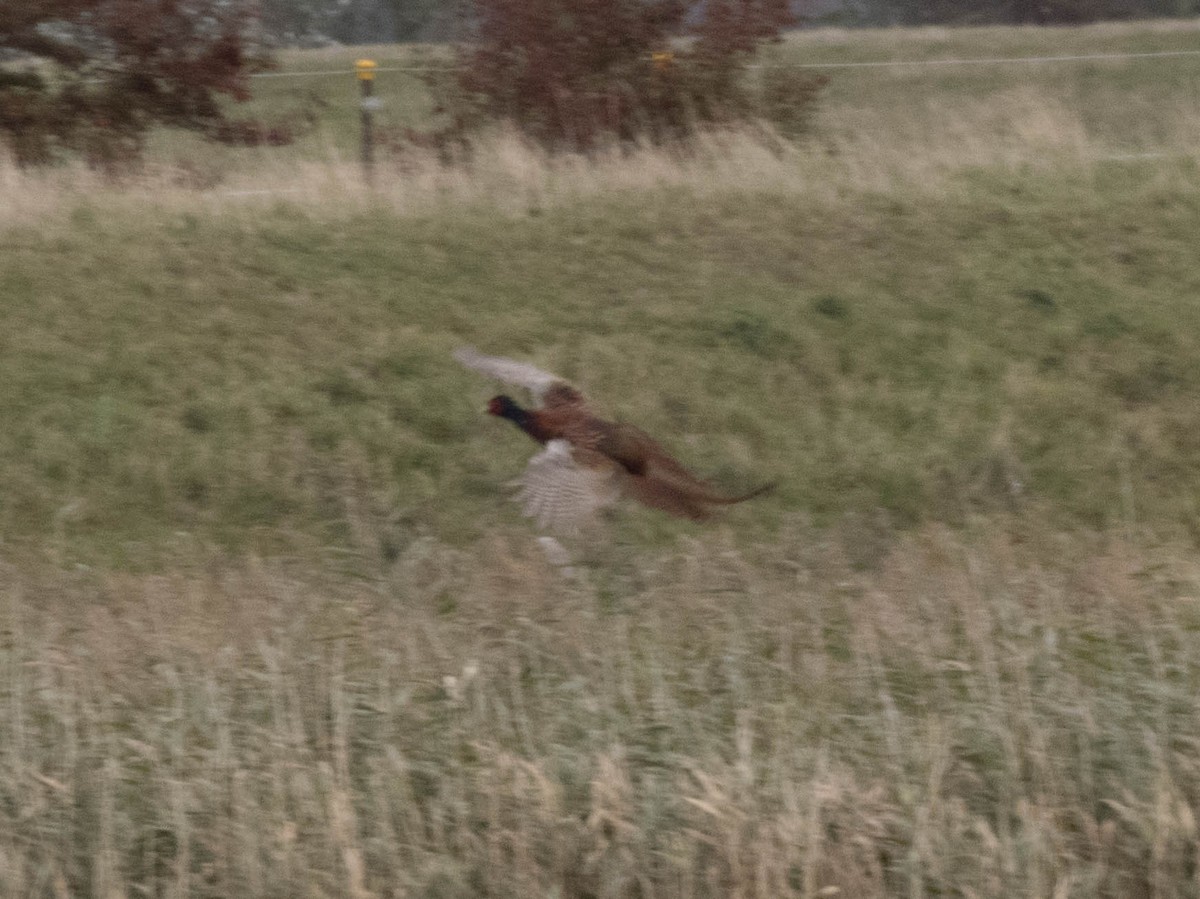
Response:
[2,526,1199,897]
[4,82,1198,235]
[0,129,828,232]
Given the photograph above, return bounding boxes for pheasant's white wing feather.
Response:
[453,346,564,402]
[512,440,620,534]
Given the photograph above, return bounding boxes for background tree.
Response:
[0,0,267,169]
[429,0,824,151]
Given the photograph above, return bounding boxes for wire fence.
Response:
[247,46,1200,79]
[250,65,437,78]
[214,40,1200,191]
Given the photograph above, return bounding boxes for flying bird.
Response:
[454,346,774,532]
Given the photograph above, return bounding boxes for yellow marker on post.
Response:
[356,59,377,180]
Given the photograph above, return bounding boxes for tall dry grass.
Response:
[2,526,1199,897]
[4,79,1199,235]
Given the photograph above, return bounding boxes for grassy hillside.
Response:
[2,18,1200,899]
[3,161,1200,565]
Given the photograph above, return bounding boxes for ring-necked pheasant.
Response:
[454,346,774,532]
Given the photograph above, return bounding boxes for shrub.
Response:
[211,106,320,148]
[0,0,269,171]
[425,0,827,152]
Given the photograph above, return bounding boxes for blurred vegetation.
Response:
[419,0,825,151]
[3,526,1200,898]
[2,19,1200,899]
[0,0,272,170]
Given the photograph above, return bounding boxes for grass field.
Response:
[3,18,1200,898]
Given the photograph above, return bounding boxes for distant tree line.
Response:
[827,0,1200,26]
[254,0,1200,46]
[4,0,1191,170]
[256,0,452,46]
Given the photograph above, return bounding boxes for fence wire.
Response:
[249,47,1200,79]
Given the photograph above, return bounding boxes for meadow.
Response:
[2,18,1200,898]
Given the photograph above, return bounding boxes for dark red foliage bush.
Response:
[426,0,826,151]
[0,0,270,170]
[211,106,319,148]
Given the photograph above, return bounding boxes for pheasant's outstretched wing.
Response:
[512,440,621,534]
[453,346,573,405]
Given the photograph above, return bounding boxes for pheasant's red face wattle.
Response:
[486,396,506,416]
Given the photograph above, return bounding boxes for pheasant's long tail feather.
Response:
[703,480,778,506]
[623,463,775,520]
[622,476,714,522]
[638,453,777,507]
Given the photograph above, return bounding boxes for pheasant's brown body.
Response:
[455,347,774,531]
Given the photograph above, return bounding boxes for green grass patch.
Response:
[3,160,1200,563]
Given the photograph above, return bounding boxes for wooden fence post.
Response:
[356,59,378,181]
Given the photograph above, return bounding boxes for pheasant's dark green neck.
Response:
[491,395,546,442]
[500,403,534,431]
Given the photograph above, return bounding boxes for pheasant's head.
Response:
[487,394,521,418]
